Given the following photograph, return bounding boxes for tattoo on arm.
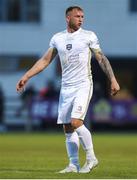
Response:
[96,51,114,81]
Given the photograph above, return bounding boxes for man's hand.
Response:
[110,78,120,96]
[16,75,29,93]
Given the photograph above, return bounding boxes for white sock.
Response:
[65,131,79,166]
[76,125,96,162]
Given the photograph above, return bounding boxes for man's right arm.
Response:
[16,48,57,92]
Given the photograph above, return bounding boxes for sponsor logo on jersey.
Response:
[66,44,72,50]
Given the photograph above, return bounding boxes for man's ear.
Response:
[66,15,70,23]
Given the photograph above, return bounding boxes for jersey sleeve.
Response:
[49,35,56,48]
[89,32,101,52]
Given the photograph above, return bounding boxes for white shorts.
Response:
[57,81,93,124]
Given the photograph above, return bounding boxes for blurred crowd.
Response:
[0,80,136,132]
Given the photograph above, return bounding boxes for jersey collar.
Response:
[66,28,82,35]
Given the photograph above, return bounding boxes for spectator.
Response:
[16,84,37,117]
[39,80,59,100]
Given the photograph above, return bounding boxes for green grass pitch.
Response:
[0,132,137,178]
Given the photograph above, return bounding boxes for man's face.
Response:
[66,9,84,31]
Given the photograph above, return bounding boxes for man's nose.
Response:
[79,17,83,22]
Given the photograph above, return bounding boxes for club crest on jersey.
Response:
[66,44,72,50]
[77,106,82,112]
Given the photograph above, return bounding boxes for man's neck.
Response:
[67,26,80,33]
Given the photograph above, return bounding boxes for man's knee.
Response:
[71,118,83,129]
[63,119,83,133]
[63,123,74,133]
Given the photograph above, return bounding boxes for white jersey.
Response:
[49,28,101,87]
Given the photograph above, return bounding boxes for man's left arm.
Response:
[94,50,120,96]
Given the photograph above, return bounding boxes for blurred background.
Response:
[0,0,137,133]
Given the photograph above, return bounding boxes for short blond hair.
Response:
[65,6,83,16]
